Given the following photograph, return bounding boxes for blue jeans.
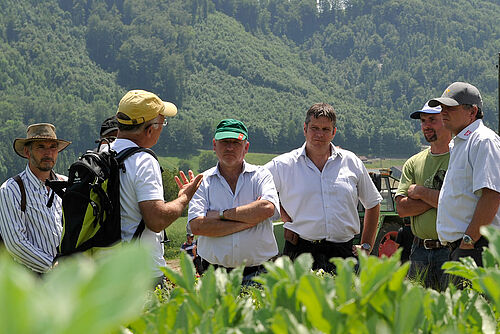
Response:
[407,242,450,291]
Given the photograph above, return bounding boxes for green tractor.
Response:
[358,167,411,260]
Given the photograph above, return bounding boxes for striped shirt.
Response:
[0,165,63,273]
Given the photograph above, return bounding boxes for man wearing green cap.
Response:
[428,82,500,270]
[112,90,203,286]
[188,119,280,283]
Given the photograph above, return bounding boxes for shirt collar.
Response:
[456,119,482,140]
[299,142,342,160]
[25,164,47,188]
[206,160,256,178]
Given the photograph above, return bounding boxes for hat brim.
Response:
[160,102,178,117]
[428,97,459,108]
[14,138,71,158]
[214,131,247,141]
[410,109,442,119]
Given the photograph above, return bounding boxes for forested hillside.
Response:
[0,0,498,181]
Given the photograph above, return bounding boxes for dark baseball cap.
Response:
[214,119,248,141]
[100,115,119,138]
[428,82,482,109]
[410,102,442,119]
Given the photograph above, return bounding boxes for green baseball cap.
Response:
[214,119,248,141]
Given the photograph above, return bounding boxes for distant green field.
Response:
[164,217,189,260]
[159,149,408,172]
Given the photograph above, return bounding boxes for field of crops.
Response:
[2,227,500,333]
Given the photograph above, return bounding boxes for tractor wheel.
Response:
[371,221,401,257]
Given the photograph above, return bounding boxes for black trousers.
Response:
[446,236,488,288]
[283,237,355,273]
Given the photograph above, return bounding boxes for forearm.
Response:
[465,188,500,242]
[189,216,254,237]
[395,196,432,217]
[361,204,380,251]
[2,234,53,272]
[223,199,275,225]
[140,197,189,233]
[407,185,440,208]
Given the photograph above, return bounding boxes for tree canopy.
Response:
[0,0,498,181]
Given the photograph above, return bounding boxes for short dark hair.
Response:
[305,103,336,127]
[463,104,483,120]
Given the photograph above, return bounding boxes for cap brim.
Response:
[428,97,459,107]
[214,131,247,141]
[410,110,441,119]
[160,102,178,117]
[13,138,71,158]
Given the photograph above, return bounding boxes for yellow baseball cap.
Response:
[116,90,177,125]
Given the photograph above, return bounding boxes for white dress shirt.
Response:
[188,161,280,268]
[437,120,500,243]
[265,143,382,243]
[111,139,166,277]
[0,165,63,272]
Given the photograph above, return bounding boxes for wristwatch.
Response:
[219,209,226,220]
[462,234,475,245]
[361,243,371,251]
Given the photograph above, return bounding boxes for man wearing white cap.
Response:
[0,123,71,273]
[395,102,452,290]
[429,82,500,270]
[112,90,202,285]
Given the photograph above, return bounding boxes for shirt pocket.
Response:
[451,168,469,194]
[330,177,357,203]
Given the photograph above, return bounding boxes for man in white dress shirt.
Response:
[0,123,71,273]
[188,119,280,283]
[265,103,382,272]
[429,82,500,269]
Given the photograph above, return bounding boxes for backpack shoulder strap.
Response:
[115,147,162,173]
[13,175,26,213]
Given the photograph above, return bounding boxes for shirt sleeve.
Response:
[0,181,53,272]
[263,159,281,192]
[134,153,164,202]
[395,158,414,198]
[256,168,281,220]
[187,178,209,224]
[470,136,500,194]
[357,163,383,209]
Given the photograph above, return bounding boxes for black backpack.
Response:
[47,146,159,257]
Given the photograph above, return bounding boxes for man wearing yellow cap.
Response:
[0,123,71,273]
[112,90,202,285]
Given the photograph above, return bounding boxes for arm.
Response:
[280,204,292,223]
[190,199,275,237]
[360,203,380,253]
[0,186,53,272]
[140,171,203,233]
[462,188,500,249]
[395,193,433,218]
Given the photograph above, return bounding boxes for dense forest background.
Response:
[0,0,498,181]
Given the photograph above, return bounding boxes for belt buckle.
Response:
[311,239,325,244]
[423,239,435,250]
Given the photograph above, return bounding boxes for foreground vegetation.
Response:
[2,227,500,333]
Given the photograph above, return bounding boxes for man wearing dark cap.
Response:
[395,102,452,290]
[0,123,71,273]
[99,115,119,140]
[265,103,381,272]
[428,82,500,269]
[111,89,202,285]
[188,119,280,283]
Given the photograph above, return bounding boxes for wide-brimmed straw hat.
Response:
[13,123,71,158]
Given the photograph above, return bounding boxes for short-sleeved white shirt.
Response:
[265,143,382,242]
[187,161,280,268]
[111,139,166,277]
[437,120,500,243]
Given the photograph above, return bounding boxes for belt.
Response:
[441,239,462,251]
[200,258,265,277]
[414,237,446,250]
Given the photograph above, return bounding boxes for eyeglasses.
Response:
[149,119,168,128]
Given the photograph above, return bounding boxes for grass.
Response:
[163,216,189,260]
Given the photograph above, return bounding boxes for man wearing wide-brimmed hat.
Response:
[111,89,202,287]
[0,123,71,273]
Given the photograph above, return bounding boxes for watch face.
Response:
[463,235,473,244]
[361,243,371,250]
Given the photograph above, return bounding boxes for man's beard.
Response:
[424,130,437,143]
